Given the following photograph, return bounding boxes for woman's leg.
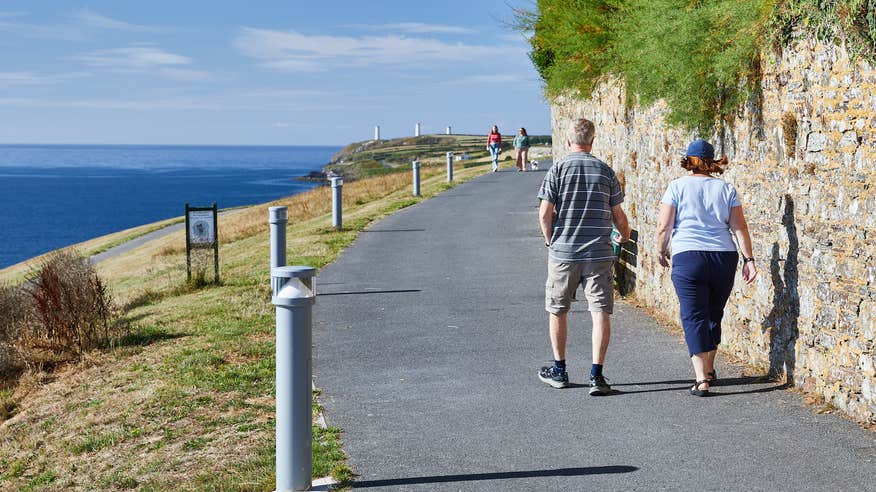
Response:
[515,148,523,170]
[671,252,716,387]
[490,144,499,171]
[705,252,738,380]
[522,148,529,171]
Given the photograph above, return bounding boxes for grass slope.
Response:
[0,152,508,491]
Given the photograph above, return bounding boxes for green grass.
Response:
[0,160,497,491]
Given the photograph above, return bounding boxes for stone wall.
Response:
[551,36,875,423]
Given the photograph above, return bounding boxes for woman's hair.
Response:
[681,155,728,175]
[519,127,527,136]
[490,125,499,134]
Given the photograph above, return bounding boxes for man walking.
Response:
[537,118,631,395]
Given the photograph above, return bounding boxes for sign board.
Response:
[185,203,220,284]
[188,210,215,245]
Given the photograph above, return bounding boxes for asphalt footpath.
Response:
[313,165,875,491]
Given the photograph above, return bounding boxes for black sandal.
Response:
[706,370,717,386]
[690,380,710,397]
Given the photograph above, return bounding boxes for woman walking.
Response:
[656,139,757,397]
[486,125,502,172]
[514,128,531,171]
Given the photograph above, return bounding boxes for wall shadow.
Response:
[614,229,638,296]
[351,465,638,488]
[763,195,800,385]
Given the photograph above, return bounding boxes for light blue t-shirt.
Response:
[660,176,741,255]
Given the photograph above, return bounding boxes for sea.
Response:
[0,144,340,269]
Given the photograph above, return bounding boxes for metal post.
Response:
[446,152,453,182]
[412,160,421,197]
[331,177,343,230]
[269,206,288,269]
[272,266,317,492]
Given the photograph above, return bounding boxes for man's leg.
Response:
[583,261,614,395]
[590,311,611,365]
[540,259,574,388]
[549,312,568,361]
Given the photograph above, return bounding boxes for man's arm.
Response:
[539,199,555,245]
[611,204,631,243]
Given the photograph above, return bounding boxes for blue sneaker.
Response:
[589,375,611,396]
[538,365,569,389]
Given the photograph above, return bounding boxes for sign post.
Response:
[185,203,220,284]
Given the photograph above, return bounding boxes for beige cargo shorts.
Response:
[545,258,614,314]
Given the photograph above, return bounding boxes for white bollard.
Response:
[412,160,421,197]
[446,152,453,182]
[272,266,316,492]
[269,206,288,269]
[330,177,343,230]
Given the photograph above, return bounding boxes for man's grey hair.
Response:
[568,118,596,146]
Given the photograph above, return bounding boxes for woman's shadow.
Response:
[763,195,799,385]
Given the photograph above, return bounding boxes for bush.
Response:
[0,284,29,373]
[5,251,121,369]
[520,1,876,134]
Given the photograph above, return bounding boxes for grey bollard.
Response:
[269,206,288,269]
[330,177,343,230]
[412,160,421,197]
[446,152,453,182]
[272,266,317,492]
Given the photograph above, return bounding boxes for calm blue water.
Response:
[0,145,340,269]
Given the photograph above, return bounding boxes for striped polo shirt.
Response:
[537,152,624,262]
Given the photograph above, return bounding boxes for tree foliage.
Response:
[522,0,876,134]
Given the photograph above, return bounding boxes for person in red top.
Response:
[486,125,502,172]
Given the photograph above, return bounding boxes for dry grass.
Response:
[0,158,493,491]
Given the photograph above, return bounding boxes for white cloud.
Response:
[349,22,477,35]
[0,71,92,88]
[72,9,152,32]
[0,16,86,42]
[159,68,211,81]
[76,46,191,70]
[233,27,523,72]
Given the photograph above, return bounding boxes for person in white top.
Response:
[655,139,757,397]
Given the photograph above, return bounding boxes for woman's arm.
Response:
[655,203,675,267]
[729,205,757,283]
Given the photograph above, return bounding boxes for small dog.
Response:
[530,160,539,170]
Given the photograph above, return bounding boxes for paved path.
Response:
[313,168,875,491]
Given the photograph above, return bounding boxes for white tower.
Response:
[415,121,421,137]
[374,125,380,141]
[446,125,452,135]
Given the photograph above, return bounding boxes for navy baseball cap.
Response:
[686,139,714,160]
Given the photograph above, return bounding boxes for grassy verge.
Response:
[0,217,184,286]
[0,155,500,491]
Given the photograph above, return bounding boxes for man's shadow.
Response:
[763,195,800,385]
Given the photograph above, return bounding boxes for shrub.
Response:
[520,1,876,134]
[0,284,29,373]
[16,251,120,367]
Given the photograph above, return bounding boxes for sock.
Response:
[590,364,603,378]
[553,359,566,372]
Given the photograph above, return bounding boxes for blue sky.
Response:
[0,1,548,146]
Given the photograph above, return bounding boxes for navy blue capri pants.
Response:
[670,251,738,356]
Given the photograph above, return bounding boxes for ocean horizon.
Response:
[0,144,341,269]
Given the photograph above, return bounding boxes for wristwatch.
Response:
[743,256,755,263]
